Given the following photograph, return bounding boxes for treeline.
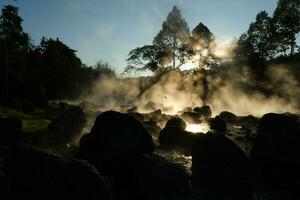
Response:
[126,0,300,76]
[0,5,115,108]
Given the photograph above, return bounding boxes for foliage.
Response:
[191,23,219,68]
[273,0,300,56]
[125,6,194,74]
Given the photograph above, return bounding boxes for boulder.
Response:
[192,132,255,200]
[193,106,212,118]
[209,116,227,133]
[143,120,161,138]
[48,106,86,143]
[77,111,154,174]
[159,117,201,149]
[0,145,111,200]
[180,111,201,123]
[115,154,190,200]
[219,111,238,123]
[250,113,300,199]
[0,117,22,146]
[165,117,186,130]
[126,112,144,122]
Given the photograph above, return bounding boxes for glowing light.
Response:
[186,123,210,133]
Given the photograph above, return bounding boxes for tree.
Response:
[37,37,82,99]
[191,23,218,68]
[153,6,192,69]
[235,11,276,61]
[247,11,276,60]
[273,0,300,56]
[125,45,171,74]
[0,5,30,98]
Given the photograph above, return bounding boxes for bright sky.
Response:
[0,0,278,74]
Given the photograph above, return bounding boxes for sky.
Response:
[0,0,279,74]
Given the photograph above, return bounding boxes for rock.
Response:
[116,154,190,200]
[143,120,161,138]
[219,111,238,123]
[180,111,201,123]
[0,117,22,146]
[0,145,111,200]
[209,116,227,133]
[250,113,300,198]
[257,113,299,138]
[159,117,202,149]
[165,117,186,130]
[192,132,255,200]
[126,112,144,122]
[77,111,154,174]
[193,106,212,118]
[148,109,162,121]
[48,106,86,143]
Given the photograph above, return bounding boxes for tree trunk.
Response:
[172,37,176,69]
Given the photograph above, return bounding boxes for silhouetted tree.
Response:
[153,6,193,69]
[125,45,170,74]
[0,5,30,98]
[247,11,276,61]
[37,37,83,99]
[273,0,300,56]
[191,23,219,68]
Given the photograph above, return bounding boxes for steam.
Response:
[81,61,300,117]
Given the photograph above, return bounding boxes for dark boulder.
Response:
[77,111,154,174]
[165,117,186,130]
[48,106,86,143]
[0,117,22,146]
[0,145,111,200]
[143,120,161,138]
[181,111,201,123]
[193,106,212,118]
[250,113,300,199]
[126,112,144,122]
[209,116,227,133]
[159,117,201,149]
[116,154,190,200]
[192,132,255,200]
[219,111,238,123]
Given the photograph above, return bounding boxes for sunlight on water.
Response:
[186,123,210,133]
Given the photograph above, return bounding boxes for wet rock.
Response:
[192,132,255,200]
[48,106,86,143]
[250,113,300,199]
[77,111,154,174]
[0,145,111,200]
[0,117,22,146]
